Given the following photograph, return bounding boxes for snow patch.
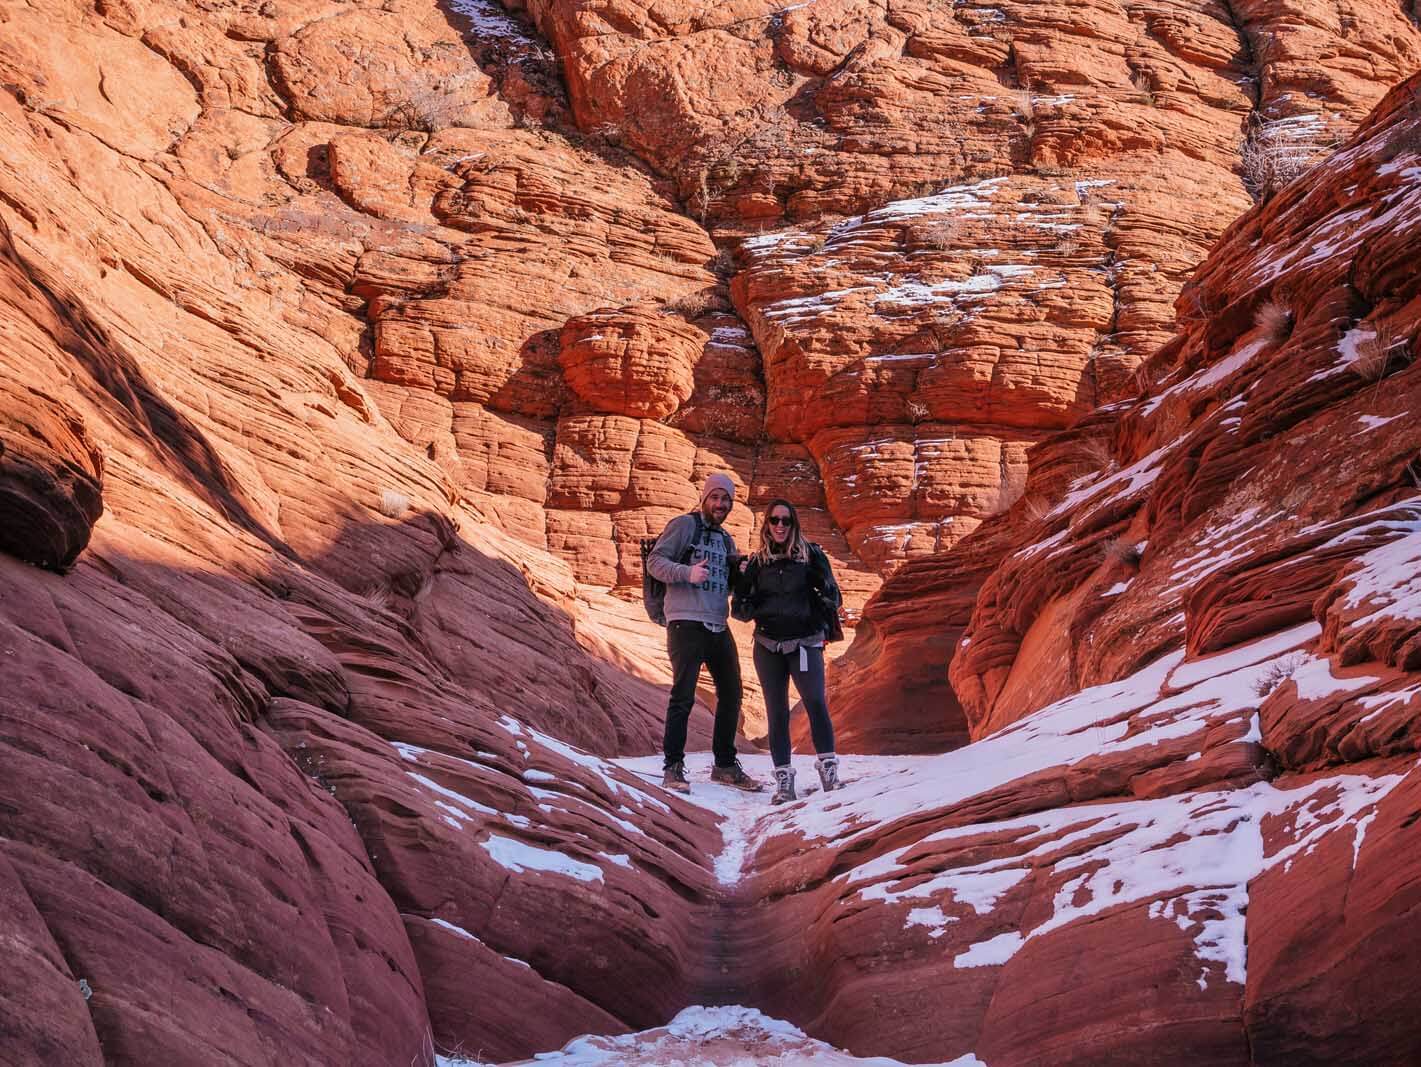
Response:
[480,834,604,883]
[497,1004,986,1065]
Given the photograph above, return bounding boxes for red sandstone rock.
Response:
[0,375,103,571]
[968,81,1419,733]
[1244,759,1421,1066]
[808,71,1421,1065]
[559,302,703,419]
[0,0,1418,1062]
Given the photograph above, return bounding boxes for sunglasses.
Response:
[767,516,793,527]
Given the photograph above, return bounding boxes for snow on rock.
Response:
[480,834,605,883]
[490,1005,986,1066]
[742,590,1421,1061]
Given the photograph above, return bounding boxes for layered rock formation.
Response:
[0,0,1419,1063]
[0,197,735,1061]
[522,0,1419,581]
[0,0,738,1054]
[0,378,103,572]
[755,75,1421,1065]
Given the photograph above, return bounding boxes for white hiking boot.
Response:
[816,753,842,792]
[771,765,796,804]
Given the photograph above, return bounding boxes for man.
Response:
[646,473,763,794]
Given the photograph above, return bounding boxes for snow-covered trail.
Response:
[472,754,971,1066]
[458,622,1410,1067]
[476,1004,983,1066]
[613,752,934,887]
[457,754,970,1067]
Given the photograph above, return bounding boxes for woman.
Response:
[732,499,844,803]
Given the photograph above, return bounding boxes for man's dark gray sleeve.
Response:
[646,515,693,584]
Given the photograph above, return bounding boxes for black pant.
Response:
[754,641,835,767]
[664,621,741,768]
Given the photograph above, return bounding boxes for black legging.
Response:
[753,641,835,767]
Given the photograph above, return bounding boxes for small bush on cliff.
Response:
[1100,536,1141,566]
[1255,299,1295,342]
[1253,653,1306,698]
[1240,119,1332,200]
[378,75,485,133]
[1353,328,1413,383]
[662,291,712,318]
[1130,71,1158,106]
[379,489,411,517]
[1076,435,1116,473]
[906,220,958,251]
[1021,494,1053,524]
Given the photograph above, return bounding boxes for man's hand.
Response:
[738,558,749,573]
[688,559,710,584]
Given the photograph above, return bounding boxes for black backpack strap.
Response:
[808,542,841,601]
[806,542,844,641]
[682,511,705,563]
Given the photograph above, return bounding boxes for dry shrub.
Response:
[905,398,930,422]
[1240,119,1330,200]
[1253,653,1306,698]
[1352,328,1412,382]
[1255,299,1295,342]
[1077,435,1116,472]
[1100,536,1141,566]
[379,489,410,517]
[907,219,958,251]
[379,75,484,132]
[662,290,712,318]
[693,155,744,222]
[360,584,394,611]
[1131,71,1158,106]
[1022,494,1053,524]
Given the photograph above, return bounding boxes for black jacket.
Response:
[732,543,843,641]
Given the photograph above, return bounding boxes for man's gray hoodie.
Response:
[646,513,738,627]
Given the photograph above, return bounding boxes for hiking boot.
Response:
[710,759,764,792]
[771,766,796,805]
[816,753,842,792]
[662,761,691,794]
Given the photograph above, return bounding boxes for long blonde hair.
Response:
[754,498,809,564]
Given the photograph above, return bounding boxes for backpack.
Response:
[640,512,724,626]
[807,543,845,642]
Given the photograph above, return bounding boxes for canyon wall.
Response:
[0,0,1418,1062]
[742,74,1421,1066]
